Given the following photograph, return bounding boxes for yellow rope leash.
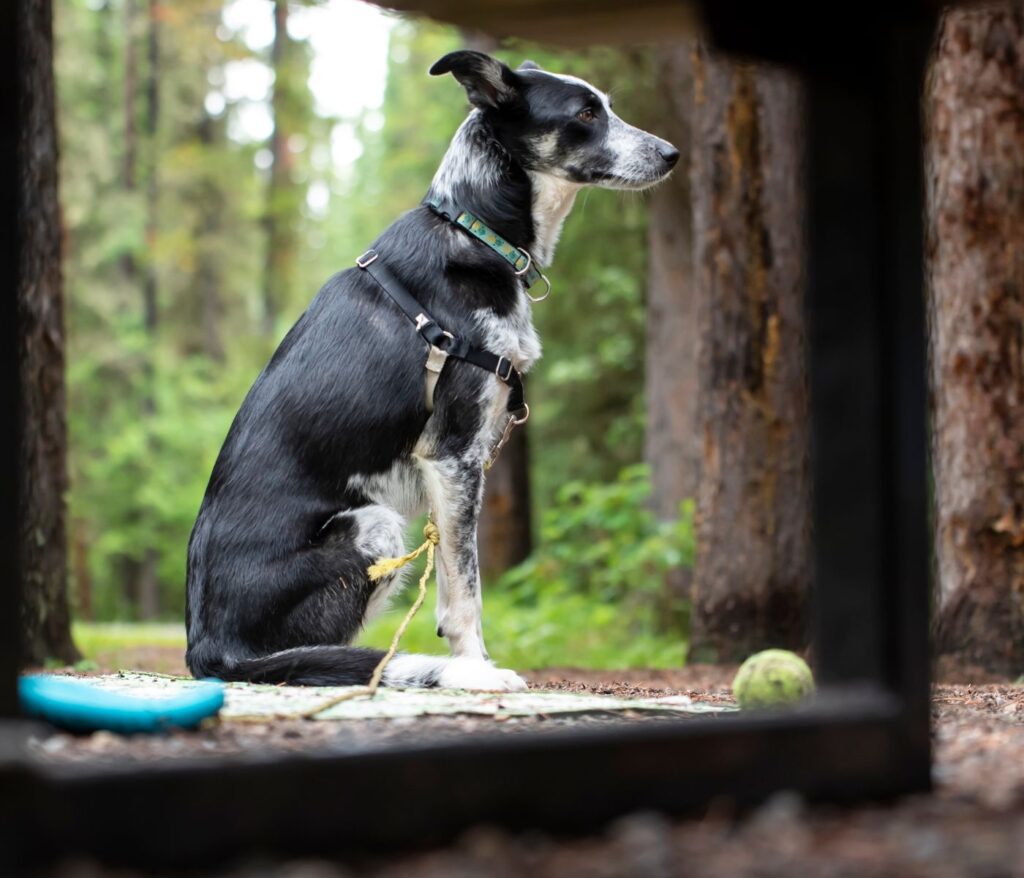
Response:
[297,520,440,719]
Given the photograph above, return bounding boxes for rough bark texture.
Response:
[478,426,533,580]
[119,0,160,618]
[646,45,699,513]
[261,0,297,337]
[689,47,810,663]
[195,111,226,363]
[18,0,79,665]
[927,5,1024,676]
[644,43,698,624]
[142,0,159,340]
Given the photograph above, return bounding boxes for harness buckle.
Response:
[426,332,455,372]
[495,357,515,382]
[426,345,449,375]
[356,249,378,269]
[424,332,454,413]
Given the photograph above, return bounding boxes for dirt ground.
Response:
[30,657,1024,877]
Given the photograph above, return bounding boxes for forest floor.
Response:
[31,653,1024,877]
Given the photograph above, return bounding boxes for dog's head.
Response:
[430,51,678,190]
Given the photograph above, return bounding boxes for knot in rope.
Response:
[367,520,440,582]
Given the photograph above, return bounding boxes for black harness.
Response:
[354,206,530,424]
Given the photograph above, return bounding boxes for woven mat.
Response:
[88,671,736,721]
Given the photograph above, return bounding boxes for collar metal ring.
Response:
[514,248,533,277]
[527,272,552,303]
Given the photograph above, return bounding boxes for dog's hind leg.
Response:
[351,504,415,623]
[334,501,525,691]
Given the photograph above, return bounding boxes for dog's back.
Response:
[184,50,676,691]
[185,221,436,681]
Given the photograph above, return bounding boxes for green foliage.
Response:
[359,586,686,671]
[56,5,691,669]
[499,465,694,606]
[360,465,694,669]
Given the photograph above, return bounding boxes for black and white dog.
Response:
[185,51,678,691]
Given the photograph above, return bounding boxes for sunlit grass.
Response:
[73,621,187,654]
[359,586,686,671]
[72,589,685,674]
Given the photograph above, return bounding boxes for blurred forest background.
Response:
[19,1,1024,677]
[52,0,702,669]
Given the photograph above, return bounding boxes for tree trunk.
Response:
[195,111,226,363]
[18,0,79,665]
[118,0,160,619]
[927,5,1024,676]
[134,0,161,620]
[72,518,94,622]
[688,47,810,663]
[644,43,698,628]
[142,0,159,338]
[261,0,297,337]
[479,426,533,580]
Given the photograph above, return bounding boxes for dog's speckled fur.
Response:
[185,51,677,690]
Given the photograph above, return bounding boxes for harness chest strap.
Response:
[355,249,529,453]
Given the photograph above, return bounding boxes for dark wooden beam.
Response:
[0,3,936,871]
[373,0,699,46]
[801,20,933,777]
[1,0,23,720]
[5,691,917,870]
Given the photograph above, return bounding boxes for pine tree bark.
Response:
[142,0,159,339]
[119,0,160,618]
[689,47,810,663]
[479,426,532,580]
[195,110,226,363]
[135,0,161,619]
[261,0,298,337]
[646,44,698,514]
[927,5,1024,676]
[18,0,79,665]
[644,43,697,627]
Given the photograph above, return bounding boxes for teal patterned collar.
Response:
[425,196,551,302]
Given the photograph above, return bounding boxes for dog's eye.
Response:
[577,107,596,123]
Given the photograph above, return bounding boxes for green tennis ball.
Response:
[732,649,815,709]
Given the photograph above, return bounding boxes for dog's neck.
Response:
[427,111,579,269]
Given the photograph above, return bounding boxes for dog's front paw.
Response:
[438,657,528,692]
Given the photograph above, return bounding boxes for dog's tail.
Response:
[192,645,459,688]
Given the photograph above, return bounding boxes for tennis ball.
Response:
[732,649,815,709]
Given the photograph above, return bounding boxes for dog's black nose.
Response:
[658,144,680,168]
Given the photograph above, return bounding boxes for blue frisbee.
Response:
[19,674,224,734]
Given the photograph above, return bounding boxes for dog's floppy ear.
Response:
[429,50,520,110]
[518,60,541,71]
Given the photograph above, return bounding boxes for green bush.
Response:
[360,465,695,669]
[500,464,694,605]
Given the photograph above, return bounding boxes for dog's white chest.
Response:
[474,294,541,375]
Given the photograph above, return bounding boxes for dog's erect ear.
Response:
[518,60,541,71]
[429,51,520,110]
